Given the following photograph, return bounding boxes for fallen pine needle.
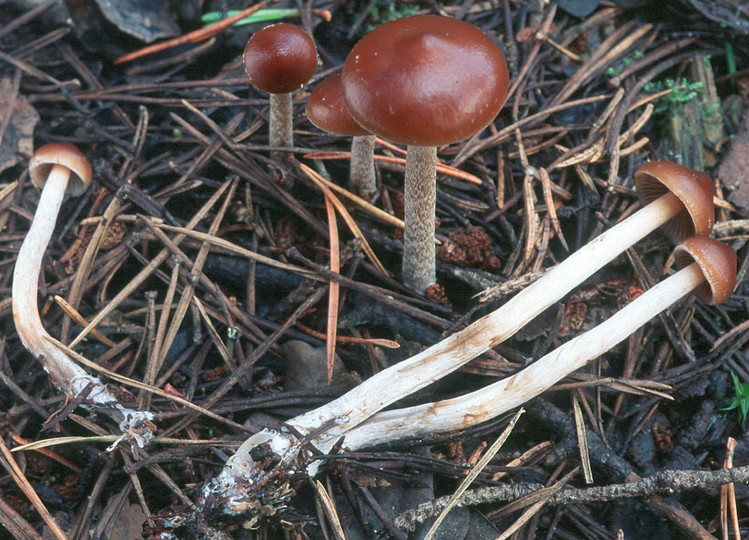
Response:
[304,151,483,185]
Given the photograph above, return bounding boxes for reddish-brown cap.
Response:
[243,23,317,94]
[306,74,370,136]
[634,161,714,242]
[29,143,92,197]
[674,236,736,304]
[341,15,509,146]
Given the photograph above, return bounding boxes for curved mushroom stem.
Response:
[350,134,377,200]
[199,191,712,519]
[13,165,86,384]
[402,145,437,292]
[13,165,155,447]
[269,92,293,159]
[282,191,685,452]
[341,262,707,450]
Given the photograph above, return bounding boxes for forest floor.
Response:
[0,1,748,539]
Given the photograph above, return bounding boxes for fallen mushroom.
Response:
[341,235,737,449]
[13,143,155,447]
[243,23,318,155]
[341,14,510,292]
[199,160,714,518]
[306,73,377,200]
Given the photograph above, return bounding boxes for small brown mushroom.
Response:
[343,236,736,449]
[243,23,318,156]
[341,14,510,292]
[13,143,155,447]
[306,74,377,200]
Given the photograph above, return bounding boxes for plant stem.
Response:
[402,145,437,292]
[342,263,705,449]
[350,134,376,200]
[269,92,293,159]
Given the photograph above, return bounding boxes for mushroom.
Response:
[342,235,736,449]
[202,161,715,512]
[306,74,377,200]
[13,143,155,447]
[341,14,510,292]
[243,23,318,157]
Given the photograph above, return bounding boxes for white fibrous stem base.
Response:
[12,165,155,447]
[341,263,704,449]
[402,145,437,293]
[350,134,377,200]
[203,193,689,512]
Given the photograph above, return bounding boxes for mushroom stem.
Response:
[282,191,685,453]
[13,165,87,385]
[402,145,437,292]
[13,165,155,447]
[269,92,293,152]
[341,262,708,450]
[350,134,376,200]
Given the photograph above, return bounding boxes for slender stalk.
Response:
[350,134,377,200]
[14,165,89,384]
[269,92,293,152]
[284,192,684,452]
[12,164,155,446]
[402,145,437,292]
[342,263,705,449]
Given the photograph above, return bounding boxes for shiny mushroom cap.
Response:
[341,14,509,147]
[243,23,318,94]
[634,161,714,242]
[29,143,92,197]
[674,236,736,304]
[306,74,370,137]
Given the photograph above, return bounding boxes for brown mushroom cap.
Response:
[341,15,509,147]
[634,161,714,242]
[29,143,92,197]
[306,74,370,137]
[243,23,318,95]
[674,236,736,304]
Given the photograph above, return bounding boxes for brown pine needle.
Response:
[295,321,399,348]
[298,161,389,275]
[304,151,483,185]
[114,3,266,65]
[10,434,83,474]
[323,195,340,384]
[54,295,116,347]
[0,437,67,540]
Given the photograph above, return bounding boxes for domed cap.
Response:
[306,74,370,136]
[341,15,509,147]
[243,23,318,94]
[674,236,736,304]
[29,143,92,197]
[634,161,714,242]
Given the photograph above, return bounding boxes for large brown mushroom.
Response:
[13,143,155,447]
[243,23,318,156]
[341,14,509,292]
[306,74,377,200]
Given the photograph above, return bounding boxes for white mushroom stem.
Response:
[13,164,155,447]
[341,262,706,450]
[350,134,377,200]
[211,192,690,491]
[269,92,293,151]
[402,145,437,292]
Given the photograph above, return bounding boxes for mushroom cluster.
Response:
[200,158,726,519]
[304,14,509,292]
